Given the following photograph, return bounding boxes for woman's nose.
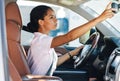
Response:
[55,18,57,22]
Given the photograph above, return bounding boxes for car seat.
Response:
[6,2,62,81]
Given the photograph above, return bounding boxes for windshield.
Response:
[83,0,120,33]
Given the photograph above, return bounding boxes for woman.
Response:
[27,2,115,76]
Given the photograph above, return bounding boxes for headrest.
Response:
[6,20,21,42]
[6,2,22,27]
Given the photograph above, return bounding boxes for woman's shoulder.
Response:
[31,32,54,49]
[33,32,53,42]
[34,32,50,37]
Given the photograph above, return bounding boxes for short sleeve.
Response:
[31,33,53,52]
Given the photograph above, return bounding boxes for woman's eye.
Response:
[50,16,54,19]
[50,16,53,19]
[50,15,56,19]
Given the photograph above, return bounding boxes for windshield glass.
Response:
[83,0,120,33]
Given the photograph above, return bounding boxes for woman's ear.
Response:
[38,19,44,26]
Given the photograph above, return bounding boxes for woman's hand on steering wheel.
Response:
[69,45,84,57]
[74,32,100,68]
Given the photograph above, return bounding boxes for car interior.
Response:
[0,0,120,81]
[6,2,63,81]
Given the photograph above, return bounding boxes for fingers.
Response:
[105,2,117,13]
[106,2,112,9]
[105,8,115,18]
[97,2,115,22]
[76,45,84,49]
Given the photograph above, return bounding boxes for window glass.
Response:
[82,0,120,33]
[17,1,88,47]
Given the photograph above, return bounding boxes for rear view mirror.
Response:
[111,1,120,13]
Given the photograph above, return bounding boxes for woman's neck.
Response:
[38,28,49,35]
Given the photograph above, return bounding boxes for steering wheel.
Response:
[74,32,100,68]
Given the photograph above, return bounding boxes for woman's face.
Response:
[42,9,57,31]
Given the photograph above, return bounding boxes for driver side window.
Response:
[17,1,89,47]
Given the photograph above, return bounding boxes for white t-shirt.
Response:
[27,32,58,76]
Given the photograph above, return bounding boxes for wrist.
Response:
[68,52,72,58]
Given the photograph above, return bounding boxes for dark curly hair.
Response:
[26,5,53,33]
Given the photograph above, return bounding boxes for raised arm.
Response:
[51,2,114,48]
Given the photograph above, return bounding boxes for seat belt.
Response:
[46,61,53,76]
[46,51,55,76]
